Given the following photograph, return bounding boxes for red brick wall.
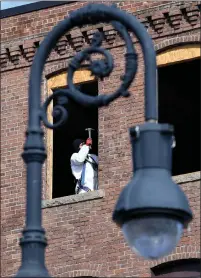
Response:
[1,1,172,42]
[1,1,200,277]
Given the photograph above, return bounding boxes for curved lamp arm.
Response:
[29,3,157,131]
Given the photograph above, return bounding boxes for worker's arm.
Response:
[71,145,90,165]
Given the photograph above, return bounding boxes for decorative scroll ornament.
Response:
[41,6,138,129]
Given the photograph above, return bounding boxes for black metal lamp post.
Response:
[15,3,192,277]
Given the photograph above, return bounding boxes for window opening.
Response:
[158,58,200,176]
[151,258,200,277]
[52,80,98,198]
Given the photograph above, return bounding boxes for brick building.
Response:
[1,1,200,277]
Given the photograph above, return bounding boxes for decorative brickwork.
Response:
[1,1,200,277]
[1,1,200,72]
[155,34,201,52]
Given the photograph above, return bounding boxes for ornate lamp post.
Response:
[15,3,192,277]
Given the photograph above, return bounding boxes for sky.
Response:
[1,1,38,10]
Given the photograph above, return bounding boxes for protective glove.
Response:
[86,138,92,146]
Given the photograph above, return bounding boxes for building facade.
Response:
[1,1,200,277]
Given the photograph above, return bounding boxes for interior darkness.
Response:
[158,58,200,176]
[151,258,200,277]
[53,81,98,198]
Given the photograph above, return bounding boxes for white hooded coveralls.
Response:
[70,145,98,194]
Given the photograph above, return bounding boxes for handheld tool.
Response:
[85,128,95,139]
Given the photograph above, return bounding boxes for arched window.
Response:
[151,258,200,277]
[157,44,200,176]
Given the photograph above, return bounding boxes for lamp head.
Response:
[112,123,193,259]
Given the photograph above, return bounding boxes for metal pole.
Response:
[15,4,157,277]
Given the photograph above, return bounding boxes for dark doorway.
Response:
[53,80,98,198]
[158,58,200,176]
[151,258,201,277]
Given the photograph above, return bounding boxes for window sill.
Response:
[42,189,105,209]
[42,172,200,209]
[172,171,200,184]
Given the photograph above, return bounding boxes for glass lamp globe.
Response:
[122,216,183,259]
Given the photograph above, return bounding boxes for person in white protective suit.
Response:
[71,138,98,194]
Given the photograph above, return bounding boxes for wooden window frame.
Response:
[46,69,95,200]
[157,44,200,67]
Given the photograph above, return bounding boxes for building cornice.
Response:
[1,2,200,72]
[0,1,75,19]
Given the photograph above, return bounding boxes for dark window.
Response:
[53,80,98,198]
[151,258,201,277]
[158,58,200,176]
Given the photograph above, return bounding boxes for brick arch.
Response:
[44,60,69,78]
[146,245,200,268]
[151,258,200,277]
[56,266,101,277]
[155,38,200,67]
[154,34,200,53]
[44,59,91,78]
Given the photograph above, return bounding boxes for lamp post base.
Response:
[15,263,50,278]
[15,228,51,278]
